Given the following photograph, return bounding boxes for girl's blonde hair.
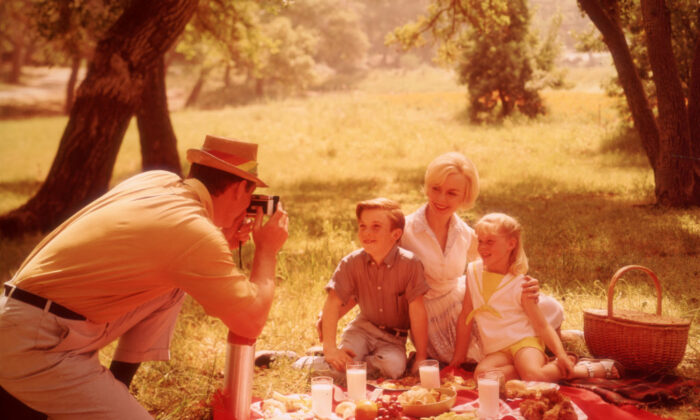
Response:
[424,152,480,209]
[475,213,528,275]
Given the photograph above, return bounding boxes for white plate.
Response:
[505,380,560,399]
[367,379,417,391]
[251,395,314,419]
[451,399,516,417]
[520,381,560,391]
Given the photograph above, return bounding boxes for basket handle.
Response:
[607,265,662,318]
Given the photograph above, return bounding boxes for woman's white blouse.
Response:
[401,204,476,299]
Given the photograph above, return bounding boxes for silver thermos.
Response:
[223,331,256,420]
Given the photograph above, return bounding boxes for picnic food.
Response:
[376,395,404,420]
[398,387,457,418]
[518,390,577,420]
[336,401,357,419]
[441,374,476,391]
[260,391,313,418]
[371,375,421,390]
[261,399,287,417]
[354,400,378,420]
[424,412,478,420]
[398,386,451,405]
[505,379,558,399]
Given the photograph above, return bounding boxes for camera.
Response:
[246,194,279,216]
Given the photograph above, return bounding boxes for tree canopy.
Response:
[389,0,564,120]
[456,0,563,120]
[0,0,197,236]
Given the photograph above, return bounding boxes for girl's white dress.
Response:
[465,260,536,354]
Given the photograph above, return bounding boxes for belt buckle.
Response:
[382,325,400,337]
[4,284,16,298]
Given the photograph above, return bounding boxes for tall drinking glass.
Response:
[418,359,441,388]
[477,370,503,420]
[311,376,333,418]
[346,361,367,401]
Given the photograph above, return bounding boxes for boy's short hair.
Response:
[355,198,405,231]
[188,163,255,196]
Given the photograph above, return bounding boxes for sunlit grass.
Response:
[1,66,698,419]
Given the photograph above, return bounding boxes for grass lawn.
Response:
[0,65,698,419]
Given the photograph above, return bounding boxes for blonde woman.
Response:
[400,152,563,366]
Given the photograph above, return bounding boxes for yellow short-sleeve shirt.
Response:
[11,171,256,328]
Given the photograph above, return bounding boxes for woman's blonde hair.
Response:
[474,213,528,275]
[424,152,480,209]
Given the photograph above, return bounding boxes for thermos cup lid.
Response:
[227,331,257,346]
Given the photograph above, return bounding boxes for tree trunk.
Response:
[64,55,81,114]
[578,0,661,170]
[499,89,514,117]
[687,25,700,201]
[184,67,210,108]
[136,55,182,175]
[641,0,698,205]
[255,77,264,97]
[0,0,198,237]
[224,64,232,88]
[8,42,24,84]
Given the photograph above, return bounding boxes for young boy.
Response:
[321,198,430,379]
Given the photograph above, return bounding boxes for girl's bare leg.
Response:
[513,347,563,382]
[475,352,518,381]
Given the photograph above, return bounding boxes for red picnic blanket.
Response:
[212,367,682,420]
[446,367,669,420]
[562,374,700,407]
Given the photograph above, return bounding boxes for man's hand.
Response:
[223,216,254,250]
[324,347,356,372]
[521,276,540,302]
[253,204,289,256]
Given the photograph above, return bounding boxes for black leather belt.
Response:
[4,284,86,321]
[377,325,408,338]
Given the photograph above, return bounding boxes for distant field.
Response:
[0,65,697,419]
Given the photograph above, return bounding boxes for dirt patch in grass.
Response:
[0,67,71,119]
[0,66,188,120]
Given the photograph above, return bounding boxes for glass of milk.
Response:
[311,376,334,418]
[477,370,503,419]
[346,361,367,401]
[418,359,441,388]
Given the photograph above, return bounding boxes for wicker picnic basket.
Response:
[583,265,691,373]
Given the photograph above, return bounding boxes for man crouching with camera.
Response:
[0,135,288,419]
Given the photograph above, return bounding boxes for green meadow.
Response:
[1,66,698,419]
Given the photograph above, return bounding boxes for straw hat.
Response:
[187,135,267,187]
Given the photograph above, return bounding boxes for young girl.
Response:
[452,213,622,382]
